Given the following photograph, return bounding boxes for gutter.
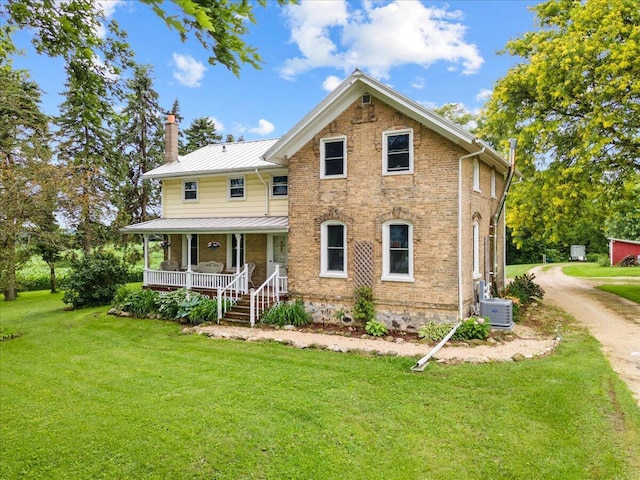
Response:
[458,145,485,318]
[255,168,269,216]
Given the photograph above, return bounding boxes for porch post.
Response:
[186,234,193,290]
[234,233,242,274]
[143,234,149,287]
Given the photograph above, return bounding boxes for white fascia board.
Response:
[142,164,283,180]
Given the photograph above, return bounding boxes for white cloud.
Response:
[322,75,343,91]
[249,119,275,136]
[411,77,426,90]
[171,53,206,88]
[476,88,493,101]
[95,0,124,18]
[279,0,483,80]
[208,116,225,132]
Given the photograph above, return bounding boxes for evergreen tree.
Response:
[112,64,164,235]
[183,117,222,153]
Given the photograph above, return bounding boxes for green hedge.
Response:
[16,267,143,293]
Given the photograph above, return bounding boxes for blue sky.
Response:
[11,0,541,141]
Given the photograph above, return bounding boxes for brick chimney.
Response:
[164,114,178,163]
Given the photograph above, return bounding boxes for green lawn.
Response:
[597,284,640,303]
[1,291,640,479]
[506,263,542,278]
[562,262,640,278]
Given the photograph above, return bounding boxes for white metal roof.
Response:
[121,216,288,234]
[143,138,281,180]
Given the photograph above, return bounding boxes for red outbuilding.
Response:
[608,238,640,266]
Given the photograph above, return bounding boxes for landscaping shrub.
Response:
[62,252,129,308]
[418,321,456,342]
[121,289,160,318]
[187,298,219,325]
[452,317,491,341]
[503,273,545,305]
[364,320,388,337]
[261,300,312,327]
[352,286,375,324]
[156,289,199,320]
[595,254,610,267]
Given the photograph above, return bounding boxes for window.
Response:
[382,221,414,282]
[383,129,413,174]
[183,180,198,201]
[271,175,288,197]
[320,222,347,277]
[228,176,245,200]
[473,221,480,277]
[473,159,481,192]
[321,137,346,178]
[490,169,496,198]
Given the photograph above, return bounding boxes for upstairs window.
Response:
[321,137,346,178]
[271,175,288,197]
[490,169,496,198]
[383,129,413,174]
[228,176,245,200]
[320,221,347,277]
[473,159,481,192]
[183,180,198,201]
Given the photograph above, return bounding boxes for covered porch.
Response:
[122,216,289,298]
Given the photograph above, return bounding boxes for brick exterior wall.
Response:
[287,97,506,330]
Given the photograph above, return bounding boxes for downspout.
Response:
[255,168,269,216]
[490,138,518,294]
[458,145,485,318]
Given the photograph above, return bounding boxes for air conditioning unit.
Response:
[480,298,514,330]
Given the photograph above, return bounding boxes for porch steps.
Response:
[220,294,285,325]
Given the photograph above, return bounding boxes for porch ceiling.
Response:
[121,216,288,234]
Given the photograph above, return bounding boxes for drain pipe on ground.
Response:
[411,321,462,372]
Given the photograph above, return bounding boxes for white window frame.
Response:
[183,179,198,202]
[383,128,413,175]
[473,159,481,192]
[473,220,481,279]
[320,136,347,179]
[320,221,347,278]
[382,220,414,282]
[490,169,497,198]
[270,174,288,198]
[228,176,246,200]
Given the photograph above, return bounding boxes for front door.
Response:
[267,234,288,277]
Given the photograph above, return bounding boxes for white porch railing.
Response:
[144,269,237,291]
[217,264,249,322]
[250,265,281,327]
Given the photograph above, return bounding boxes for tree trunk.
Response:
[48,261,57,293]
[3,236,17,301]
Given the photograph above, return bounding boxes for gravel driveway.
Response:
[532,265,640,406]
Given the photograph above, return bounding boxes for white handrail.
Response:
[250,265,280,327]
[217,264,249,322]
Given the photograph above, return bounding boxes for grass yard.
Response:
[506,263,542,278]
[562,262,640,278]
[2,292,640,479]
[597,284,640,303]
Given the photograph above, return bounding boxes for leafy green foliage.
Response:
[364,320,388,337]
[187,298,220,325]
[503,273,545,306]
[182,117,222,153]
[121,289,160,318]
[418,322,456,342]
[0,326,22,341]
[352,286,375,324]
[62,252,129,308]
[261,300,312,327]
[452,317,491,341]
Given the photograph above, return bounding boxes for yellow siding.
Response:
[162,173,288,218]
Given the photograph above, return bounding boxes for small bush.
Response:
[503,273,545,305]
[262,300,312,327]
[62,252,129,308]
[595,254,610,267]
[155,289,206,320]
[365,320,388,337]
[121,289,160,318]
[187,298,219,325]
[418,322,456,342]
[453,317,491,341]
[353,286,375,324]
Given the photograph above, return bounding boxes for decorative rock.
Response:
[395,337,405,344]
[511,353,526,362]
[360,334,368,339]
[385,336,395,342]
[386,351,398,357]
[283,325,296,331]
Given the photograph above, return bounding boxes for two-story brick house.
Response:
[123,70,515,330]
